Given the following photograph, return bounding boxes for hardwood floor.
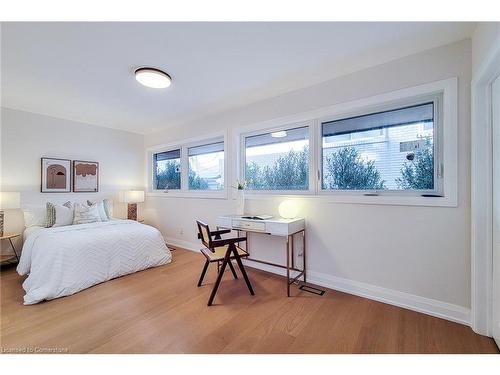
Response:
[1,248,498,354]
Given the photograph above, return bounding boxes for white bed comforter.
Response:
[17,220,172,304]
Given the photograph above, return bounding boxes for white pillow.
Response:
[73,203,102,225]
[46,201,72,227]
[22,205,47,228]
[103,199,113,219]
[87,200,109,222]
[53,203,74,227]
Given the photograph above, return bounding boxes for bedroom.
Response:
[1,0,500,372]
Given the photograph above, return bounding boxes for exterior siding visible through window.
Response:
[321,101,437,192]
[188,141,224,190]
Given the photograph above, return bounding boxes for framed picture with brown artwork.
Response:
[73,160,99,192]
[41,157,72,193]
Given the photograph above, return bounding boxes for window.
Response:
[150,78,455,205]
[244,126,309,190]
[321,100,439,192]
[153,149,181,190]
[188,141,224,190]
[150,135,226,196]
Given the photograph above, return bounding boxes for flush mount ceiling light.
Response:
[135,67,172,89]
[271,130,287,138]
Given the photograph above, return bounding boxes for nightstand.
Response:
[0,233,21,264]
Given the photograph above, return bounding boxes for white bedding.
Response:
[17,220,172,304]
[23,225,44,241]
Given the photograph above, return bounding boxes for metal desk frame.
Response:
[233,228,306,297]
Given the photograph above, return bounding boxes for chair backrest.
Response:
[196,220,212,249]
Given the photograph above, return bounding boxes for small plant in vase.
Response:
[232,180,246,215]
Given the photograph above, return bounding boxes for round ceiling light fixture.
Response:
[135,67,172,89]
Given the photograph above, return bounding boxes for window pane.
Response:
[245,126,309,190]
[188,142,224,190]
[322,102,435,191]
[154,149,181,190]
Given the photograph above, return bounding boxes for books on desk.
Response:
[241,215,273,220]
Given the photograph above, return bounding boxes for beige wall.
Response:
[144,39,472,313]
[0,108,145,250]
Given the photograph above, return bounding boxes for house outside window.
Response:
[188,141,224,190]
[321,100,439,193]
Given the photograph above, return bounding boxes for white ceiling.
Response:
[1,22,475,134]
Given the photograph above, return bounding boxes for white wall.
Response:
[470,22,500,334]
[144,39,472,323]
[0,108,145,251]
[472,23,500,76]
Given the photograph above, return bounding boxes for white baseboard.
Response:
[165,237,200,252]
[308,270,470,325]
[164,236,470,326]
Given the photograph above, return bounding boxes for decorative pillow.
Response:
[103,199,113,219]
[46,202,56,227]
[73,203,102,225]
[53,202,74,227]
[46,201,72,227]
[87,200,109,222]
[22,205,47,228]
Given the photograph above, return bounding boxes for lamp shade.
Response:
[0,192,21,210]
[119,190,145,203]
[278,200,298,219]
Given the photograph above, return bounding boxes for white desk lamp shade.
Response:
[119,190,145,203]
[0,192,21,210]
[278,200,298,219]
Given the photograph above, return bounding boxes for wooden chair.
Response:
[196,220,255,306]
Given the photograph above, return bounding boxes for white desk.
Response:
[216,215,306,297]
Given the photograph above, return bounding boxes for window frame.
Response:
[239,121,316,196]
[152,148,182,191]
[237,77,457,207]
[187,140,225,191]
[147,131,228,199]
[317,93,444,197]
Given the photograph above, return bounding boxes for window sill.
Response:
[244,192,457,207]
[147,191,228,200]
[146,190,456,207]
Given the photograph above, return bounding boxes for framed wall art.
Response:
[41,157,72,193]
[73,160,99,192]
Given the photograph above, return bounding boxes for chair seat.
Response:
[201,245,249,262]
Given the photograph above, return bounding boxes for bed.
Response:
[17,220,172,305]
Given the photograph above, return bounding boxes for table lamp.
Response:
[278,199,298,219]
[119,190,145,221]
[0,192,21,237]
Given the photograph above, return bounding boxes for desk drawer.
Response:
[232,219,266,232]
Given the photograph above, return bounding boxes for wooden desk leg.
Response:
[286,235,291,297]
